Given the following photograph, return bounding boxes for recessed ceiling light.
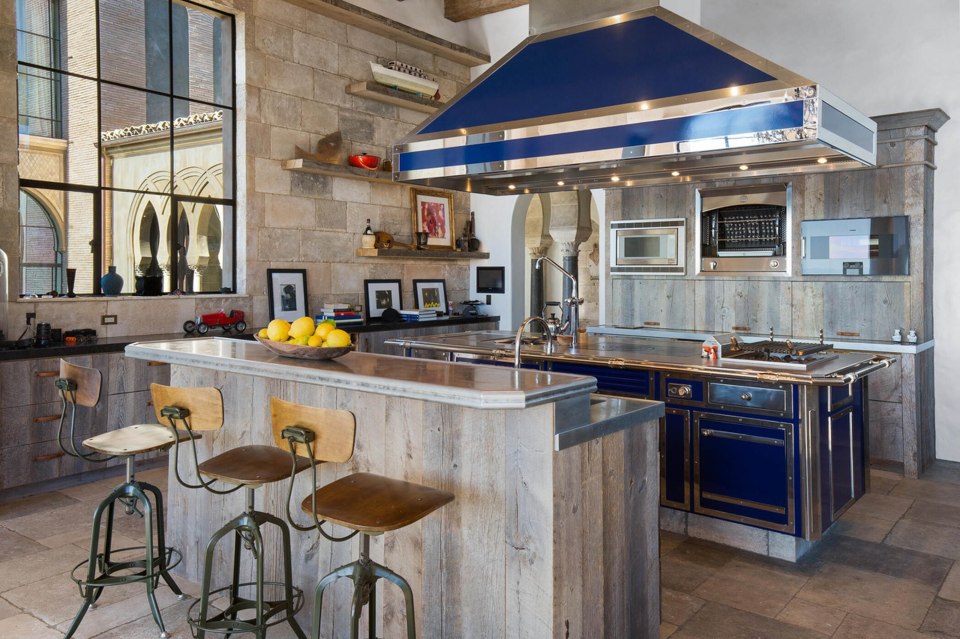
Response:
[557,180,565,186]
[523,188,530,194]
[739,164,749,171]
[817,157,828,164]
[611,176,620,183]
[508,184,516,190]
[625,180,634,187]
[671,171,680,177]
[729,86,741,96]
[639,102,650,111]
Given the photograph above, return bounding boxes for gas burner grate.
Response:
[736,340,833,357]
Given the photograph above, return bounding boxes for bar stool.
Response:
[153,383,309,639]
[55,360,189,639]
[273,397,454,639]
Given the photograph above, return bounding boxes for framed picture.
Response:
[411,188,455,249]
[363,279,402,321]
[413,279,447,313]
[267,269,308,321]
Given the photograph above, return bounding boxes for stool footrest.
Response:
[187,581,304,636]
[70,546,183,593]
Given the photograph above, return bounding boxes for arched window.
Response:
[20,189,62,295]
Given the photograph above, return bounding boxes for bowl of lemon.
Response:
[255,317,354,360]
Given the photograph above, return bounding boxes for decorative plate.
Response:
[254,335,353,360]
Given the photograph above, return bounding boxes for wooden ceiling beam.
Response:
[444,0,528,23]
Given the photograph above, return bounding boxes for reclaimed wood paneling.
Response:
[695,279,793,335]
[163,365,659,638]
[610,278,695,329]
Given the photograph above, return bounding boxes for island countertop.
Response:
[125,337,597,409]
[385,330,891,384]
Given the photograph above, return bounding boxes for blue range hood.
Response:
[393,7,876,195]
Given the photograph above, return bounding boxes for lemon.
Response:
[307,335,324,347]
[266,319,291,342]
[289,316,315,340]
[257,328,269,338]
[314,323,334,339]
[319,318,336,327]
[294,335,310,345]
[324,329,352,348]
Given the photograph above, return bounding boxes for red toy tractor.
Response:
[183,310,246,335]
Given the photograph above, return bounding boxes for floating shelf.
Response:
[281,158,396,184]
[285,0,490,67]
[356,248,489,260]
[347,81,441,114]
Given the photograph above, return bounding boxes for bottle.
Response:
[361,218,376,249]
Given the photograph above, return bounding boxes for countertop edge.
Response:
[125,339,597,410]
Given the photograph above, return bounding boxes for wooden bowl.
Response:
[254,335,353,360]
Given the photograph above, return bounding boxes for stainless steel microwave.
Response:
[610,218,686,275]
[801,216,909,275]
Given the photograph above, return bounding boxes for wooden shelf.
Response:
[286,0,490,67]
[356,248,489,260]
[281,158,396,184]
[347,81,441,114]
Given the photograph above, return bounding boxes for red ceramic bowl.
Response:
[348,154,381,170]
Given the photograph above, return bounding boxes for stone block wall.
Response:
[1,0,476,336]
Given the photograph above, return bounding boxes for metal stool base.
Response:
[314,534,416,639]
[64,475,184,639]
[193,488,306,639]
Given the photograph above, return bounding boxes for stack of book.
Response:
[399,308,438,321]
[316,305,363,326]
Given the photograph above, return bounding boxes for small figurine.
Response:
[184,310,246,335]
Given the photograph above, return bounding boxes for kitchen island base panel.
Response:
[660,508,814,562]
[161,364,659,639]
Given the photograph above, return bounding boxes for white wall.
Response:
[697,1,960,460]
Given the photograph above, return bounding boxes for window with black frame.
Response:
[16,0,236,296]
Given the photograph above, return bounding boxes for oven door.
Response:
[610,219,685,274]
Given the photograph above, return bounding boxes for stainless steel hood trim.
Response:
[393,7,876,194]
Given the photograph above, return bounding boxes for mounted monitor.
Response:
[476,266,505,294]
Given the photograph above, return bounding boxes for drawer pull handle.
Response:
[643,321,661,326]
[33,414,61,423]
[740,392,752,401]
[837,331,860,337]
[701,428,784,447]
[731,325,752,332]
[146,401,153,407]
[33,452,64,462]
[35,371,58,378]
[147,361,168,367]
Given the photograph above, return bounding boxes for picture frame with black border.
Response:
[267,268,308,322]
[413,279,447,313]
[363,279,402,321]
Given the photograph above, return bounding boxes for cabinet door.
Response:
[107,354,171,394]
[827,406,856,520]
[694,412,796,534]
[660,408,690,509]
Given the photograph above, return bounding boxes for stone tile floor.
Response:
[3,463,960,637]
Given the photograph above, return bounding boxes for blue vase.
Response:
[101,265,124,296]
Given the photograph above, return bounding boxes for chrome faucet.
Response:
[514,316,555,369]
[535,256,583,345]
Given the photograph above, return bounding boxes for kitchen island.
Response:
[386,330,893,561]
[125,337,663,639]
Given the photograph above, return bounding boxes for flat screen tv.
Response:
[476,266,505,294]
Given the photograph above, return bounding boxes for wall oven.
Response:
[697,184,790,274]
[610,218,686,275]
[800,216,909,276]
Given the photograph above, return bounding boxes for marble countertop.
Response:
[125,337,598,410]
[386,330,889,384]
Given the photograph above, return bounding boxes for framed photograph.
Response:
[267,269,308,321]
[411,188,455,249]
[413,279,447,313]
[363,279,402,321]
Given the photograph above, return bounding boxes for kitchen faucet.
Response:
[535,256,583,345]
[513,316,554,369]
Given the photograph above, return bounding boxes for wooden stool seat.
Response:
[301,471,454,534]
[82,424,197,456]
[198,445,311,486]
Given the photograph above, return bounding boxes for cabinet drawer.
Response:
[107,354,171,394]
[549,362,652,398]
[706,379,792,418]
[0,440,69,490]
[0,355,107,408]
[0,400,103,446]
